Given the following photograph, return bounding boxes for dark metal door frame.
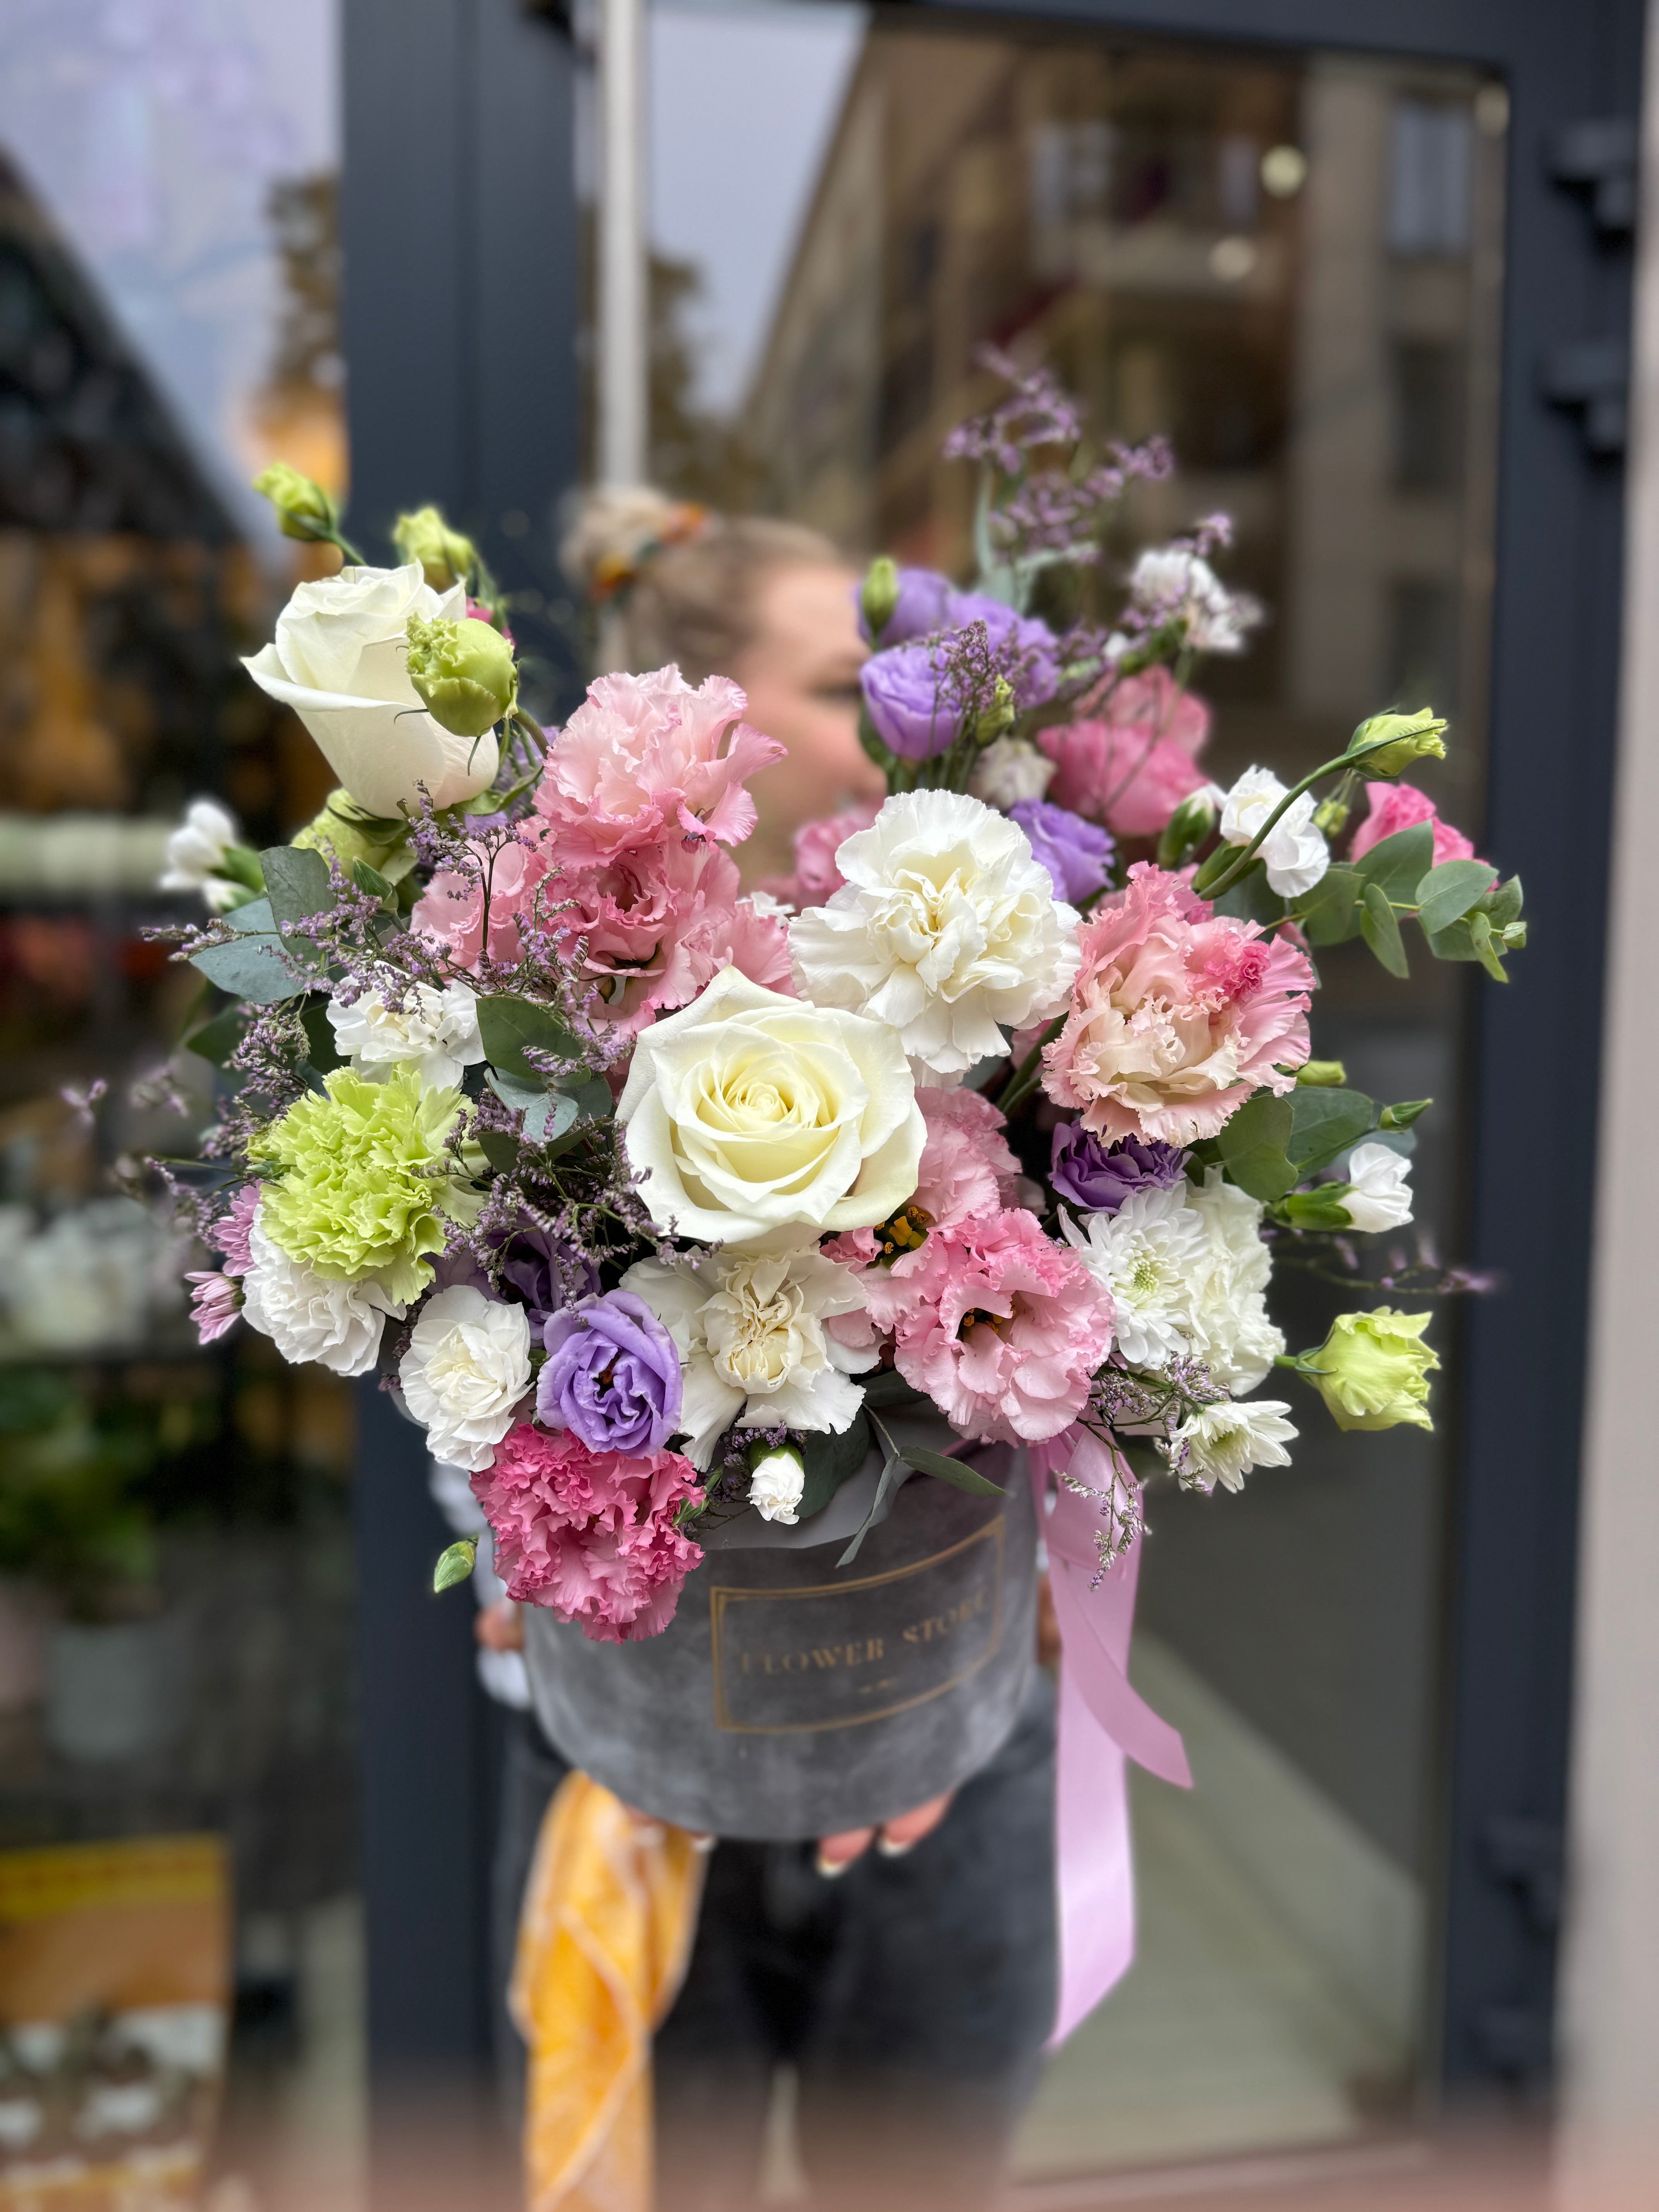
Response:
[341,0,1640,2109]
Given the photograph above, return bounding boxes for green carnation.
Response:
[1298,1308,1438,1434]
[251,1067,472,1304]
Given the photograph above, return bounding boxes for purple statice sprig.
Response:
[943,344,1085,471]
[988,436,1174,568]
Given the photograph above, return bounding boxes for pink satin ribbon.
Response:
[1029,1426,1192,2045]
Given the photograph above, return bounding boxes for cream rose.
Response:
[243,563,500,816]
[617,966,924,1247]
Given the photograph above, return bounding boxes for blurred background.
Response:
[0,3,1650,2210]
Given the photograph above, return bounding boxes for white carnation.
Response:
[623,1244,877,1472]
[788,790,1080,1077]
[328,972,485,1091]
[1338,1143,1414,1234]
[399,1286,531,1473]
[1183,1168,1284,1392]
[1217,766,1329,898]
[242,1216,404,1376]
[747,1446,807,1525]
[1061,1183,1209,1369]
[969,736,1055,809]
[159,798,242,912]
[1173,1398,1297,1493]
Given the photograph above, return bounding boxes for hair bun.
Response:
[559,486,710,603]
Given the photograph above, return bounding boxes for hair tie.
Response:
[591,502,710,604]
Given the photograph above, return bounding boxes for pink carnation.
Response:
[861,1209,1115,1444]
[185,1269,240,1344]
[534,666,785,858]
[1039,669,1210,840]
[473,1426,704,1645]
[1042,862,1313,1146]
[913,1088,1025,1231]
[759,802,883,910]
[1348,781,1479,870]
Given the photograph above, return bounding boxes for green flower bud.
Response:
[860,556,901,643]
[974,675,1017,747]
[1500,921,1527,951]
[1279,1186,1359,1230]
[404,614,517,739]
[1296,1309,1438,1433]
[1157,790,1219,870]
[1348,709,1448,778]
[1379,1097,1432,1130]
[1295,1059,1348,1089]
[253,462,339,544]
[393,504,478,594]
[292,791,414,880]
[1313,797,1350,838]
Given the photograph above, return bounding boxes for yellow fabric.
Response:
[512,1771,708,2212]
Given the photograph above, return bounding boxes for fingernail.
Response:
[689,1831,716,1855]
[876,1832,916,1858]
[815,1850,853,1879]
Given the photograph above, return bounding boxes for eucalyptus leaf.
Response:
[889,1439,1007,1496]
[227,897,275,935]
[1287,1086,1375,1169]
[860,1368,929,1411]
[261,845,333,933]
[1481,874,1523,929]
[477,1129,521,1175]
[351,858,395,902]
[486,1067,547,1114]
[1467,909,1509,982]
[301,1001,343,1074]
[1414,858,1498,937]
[795,1418,871,1522]
[1425,916,1482,962]
[1360,881,1409,977]
[837,1452,908,1569]
[477,994,584,1080]
[1356,822,1435,903]
[1216,1093,1297,1202]
[183,1005,246,1068]
[568,1074,616,1123]
[523,1091,580,1145]
[1211,860,1286,929]
[1296,866,1363,946]
[189,933,308,1004]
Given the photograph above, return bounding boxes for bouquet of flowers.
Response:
[151,362,1523,1665]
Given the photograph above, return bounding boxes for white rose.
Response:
[242,1215,404,1375]
[623,1243,877,1470]
[399,1285,531,1473]
[617,966,923,1248]
[788,790,1081,1078]
[1337,1142,1414,1234]
[328,972,485,1091]
[159,798,243,912]
[243,563,499,816]
[1183,1168,1283,1392]
[747,1446,808,1525]
[1217,766,1329,898]
[969,736,1055,809]
[1061,1183,1206,1369]
[1173,1398,1296,1493]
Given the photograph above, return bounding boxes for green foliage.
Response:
[1214,1094,1298,1201]
[795,1418,871,1522]
[1360,880,1409,977]
[261,845,333,935]
[1287,1086,1375,1172]
[1415,858,1498,937]
[476,994,584,1080]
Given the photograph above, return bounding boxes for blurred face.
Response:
[728,563,886,885]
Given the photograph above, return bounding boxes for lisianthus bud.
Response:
[1378,1097,1431,1130]
[1295,1060,1348,1088]
[860,555,901,643]
[404,614,517,738]
[1297,1308,1437,1433]
[974,675,1017,746]
[746,1440,807,1526]
[393,504,477,593]
[1349,709,1448,777]
[1313,796,1350,838]
[253,462,339,544]
[1157,789,1218,869]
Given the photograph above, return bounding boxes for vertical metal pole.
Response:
[598,0,648,487]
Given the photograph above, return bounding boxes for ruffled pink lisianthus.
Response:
[860,1208,1114,1444]
[1039,668,1211,840]
[473,1425,704,1644]
[1042,862,1313,1145]
[534,666,785,858]
[759,801,883,910]
[912,1088,1027,1231]
[1348,781,1479,870]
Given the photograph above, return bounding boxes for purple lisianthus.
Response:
[1007,799,1114,905]
[1050,1126,1189,1214]
[856,565,955,646]
[946,592,1060,709]
[860,641,960,761]
[499,1224,600,1330]
[538,1291,683,1455]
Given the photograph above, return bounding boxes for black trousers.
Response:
[493,1674,1057,2212]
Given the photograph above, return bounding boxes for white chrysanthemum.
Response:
[1339,1142,1414,1234]
[747,1446,807,1525]
[623,1245,877,1471]
[399,1286,531,1472]
[969,736,1055,809]
[159,798,242,912]
[1173,1398,1297,1493]
[1061,1183,1209,1369]
[1130,547,1254,654]
[788,790,1080,1077]
[1217,766,1329,898]
[1183,1167,1284,1392]
[242,1216,404,1376]
[327,972,486,1091]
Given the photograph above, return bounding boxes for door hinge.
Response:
[1552,117,1638,235]
[1482,1811,1565,1934]
[1540,339,1628,457]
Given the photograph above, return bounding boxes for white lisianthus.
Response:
[788,791,1081,1078]
[243,563,500,816]
[617,966,923,1247]
[398,1286,531,1473]
[1183,1168,1284,1392]
[1336,1142,1415,1233]
[1173,1399,1297,1493]
[1130,547,1255,654]
[159,798,243,912]
[242,1216,404,1375]
[969,735,1055,809]
[1216,767,1329,898]
[623,1244,877,1471]
[747,1445,807,1525]
[328,972,486,1091]
[1061,1183,1209,1368]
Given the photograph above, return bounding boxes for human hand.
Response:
[814,1792,953,1878]
[475,1598,524,1652]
